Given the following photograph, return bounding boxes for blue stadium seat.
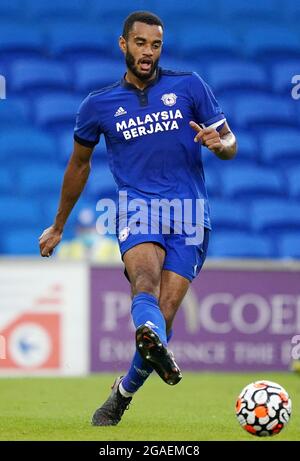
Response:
[160,57,207,80]
[0,197,41,226]
[221,166,284,198]
[297,99,300,122]
[216,95,237,129]
[179,25,240,58]
[44,196,97,228]
[278,233,300,258]
[0,170,14,192]
[0,0,23,20]
[251,199,300,232]
[2,229,40,255]
[0,99,30,126]
[58,130,74,164]
[86,164,117,197]
[19,164,64,194]
[209,199,250,230]
[287,166,300,198]
[232,131,258,163]
[74,58,125,92]
[0,24,45,56]
[219,0,280,22]
[207,61,267,93]
[202,131,258,171]
[204,130,258,168]
[260,129,300,165]
[243,26,300,58]
[34,93,81,128]
[11,59,70,93]
[27,0,88,20]
[48,23,112,58]
[90,0,149,21]
[152,0,218,29]
[156,29,180,59]
[285,0,300,22]
[203,168,220,198]
[0,128,56,161]
[209,231,274,258]
[234,94,295,128]
[271,60,300,93]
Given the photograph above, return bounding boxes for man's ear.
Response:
[119,35,126,53]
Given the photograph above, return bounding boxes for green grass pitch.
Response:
[0,372,299,441]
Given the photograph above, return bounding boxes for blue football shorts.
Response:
[116,213,210,282]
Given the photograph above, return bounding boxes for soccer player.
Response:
[39,11,237,426]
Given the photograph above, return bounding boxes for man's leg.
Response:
[124,241,165,297]
[119,242,166,394]
[121,242,181,389]
[121,270,189,396]
[119,229,209,398]
[92,242,167,426]
[122,270,189,394]
[120,269,189,397]
[159,270,190,337]
[124,230,209,409]
[120,269,193,401]
[124,241,167,342]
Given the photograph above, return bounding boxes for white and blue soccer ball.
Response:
[235,380,292,437]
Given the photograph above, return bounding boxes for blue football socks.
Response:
[119,292,173,396]
[131,292,167,345]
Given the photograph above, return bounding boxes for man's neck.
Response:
[125,69,157,90]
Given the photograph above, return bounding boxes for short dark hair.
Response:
[122,11,164,40]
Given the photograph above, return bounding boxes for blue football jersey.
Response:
[74,67,226,229]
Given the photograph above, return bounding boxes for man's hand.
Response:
[39,225,62,257]
[189,121,224,154]
[189,120,237,160]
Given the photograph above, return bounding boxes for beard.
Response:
[125,48,159,81]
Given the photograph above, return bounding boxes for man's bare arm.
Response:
[39,141,94,257]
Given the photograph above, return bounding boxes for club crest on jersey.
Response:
[119,226,130,242]
[161,93,177,107]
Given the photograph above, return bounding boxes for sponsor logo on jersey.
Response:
[115,109,183,140]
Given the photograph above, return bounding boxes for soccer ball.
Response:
[235,380,292,437]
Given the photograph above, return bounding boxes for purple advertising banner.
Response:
[90,266,300,371]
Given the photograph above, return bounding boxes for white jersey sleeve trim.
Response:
[200,118,226,130]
